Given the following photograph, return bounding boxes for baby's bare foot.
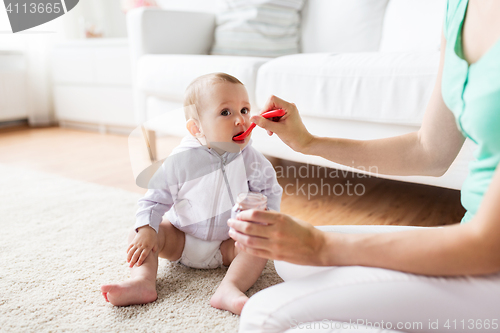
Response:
[101,278,157,306]
[210,282,249,315]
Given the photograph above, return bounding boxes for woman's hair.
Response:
[183,72,243,121]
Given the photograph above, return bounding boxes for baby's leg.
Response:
[210,238,267,315]
[101,220,185,306]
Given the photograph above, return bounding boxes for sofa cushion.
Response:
[211,0,305,57]
[301,0,389,53]
[255,52,440,126]
[137,54,269,108]
[379,0,446,52]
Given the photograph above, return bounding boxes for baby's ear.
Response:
[186,119,203,138]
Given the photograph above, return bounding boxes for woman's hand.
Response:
[127,226,158,267]
[252,95,315,153]
[228,209,327,266]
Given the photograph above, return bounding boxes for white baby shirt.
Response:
[134,135,283,241]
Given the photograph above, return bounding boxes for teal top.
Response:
[442,0,500,223]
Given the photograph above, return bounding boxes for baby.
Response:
[101,72,283,315]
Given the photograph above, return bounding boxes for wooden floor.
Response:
[0,125,465,227]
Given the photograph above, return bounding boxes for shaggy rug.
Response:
[0,164,283,332]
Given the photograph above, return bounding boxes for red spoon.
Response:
[233,109,285,141]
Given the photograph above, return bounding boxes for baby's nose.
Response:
[235,115,245,125]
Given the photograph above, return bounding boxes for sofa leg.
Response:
[140,126,157,162]
[148,129,157,162]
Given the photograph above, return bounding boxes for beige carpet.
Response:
[0,164,283,332]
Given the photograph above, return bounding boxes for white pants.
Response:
[239,225,500,333]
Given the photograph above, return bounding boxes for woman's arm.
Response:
[228,167,500,276]
[322,166,500,276]
[253,32,465,177]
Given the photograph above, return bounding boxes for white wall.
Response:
[61,0,219,40]
[0,0,217,126]
[0,0,130,126]
[61,0,127,39]
[0,4,65,126]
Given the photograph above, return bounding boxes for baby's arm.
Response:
[134,153,180,231]
[135,189,174,233]
[131,161,177,266]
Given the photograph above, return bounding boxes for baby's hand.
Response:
[127,226,158,267]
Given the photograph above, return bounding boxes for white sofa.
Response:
[127,0,475,190]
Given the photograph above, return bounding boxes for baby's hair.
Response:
[183,72,243,121]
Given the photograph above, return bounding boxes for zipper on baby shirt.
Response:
[207,152,237,240]
[208,156,223,241]
[221,156,235,207]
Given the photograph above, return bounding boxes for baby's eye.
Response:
[220,109,230,116]
[241,108,249,114]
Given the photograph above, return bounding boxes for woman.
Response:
[228,0,500,332]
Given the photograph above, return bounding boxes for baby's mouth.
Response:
[232,131,245,141]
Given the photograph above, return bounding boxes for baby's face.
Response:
[198,82,252,149]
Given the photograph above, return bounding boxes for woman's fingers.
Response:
[254,95,314,153]
[250,95,291,133]
[250,115,284,134]
[230,211,327,265]
[228,218,270,238]
[229,228,268,250]
[261,95,293,116]
[235,209,280,225]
